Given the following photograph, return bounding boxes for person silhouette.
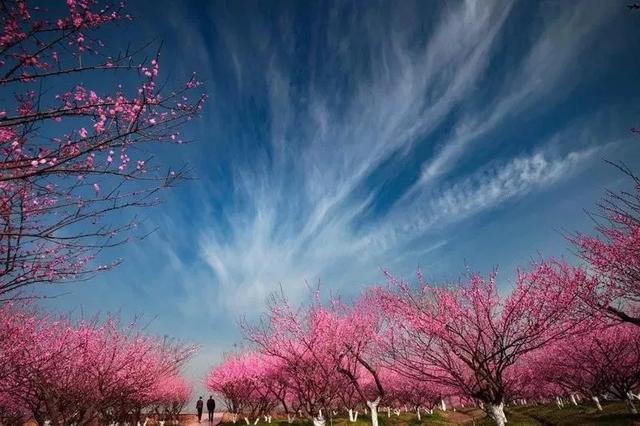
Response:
[207,395,216,422]
[196,396,204,423]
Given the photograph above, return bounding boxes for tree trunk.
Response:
[570,395,578,406]
[347,409,356,422]
[591,396,603,411]
[312,409,326,426]
[627,391,640,414]
[416,407,421,421]
[440,399,447,411]
[367,398,380,426]
[487,402,507,426]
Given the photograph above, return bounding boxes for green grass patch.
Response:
[219,402,640,425]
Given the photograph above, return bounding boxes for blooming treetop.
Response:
[377,262,593,426]
[0,303,196,425]
[569,166,640,325]
[533,322,640,412]
[0,0,205,297]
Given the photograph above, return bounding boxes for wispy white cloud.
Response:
[185,0,620,315]
[418,0,614,184]
[195,139,608,315]
[380,145,604,243]
[144,1,622,318]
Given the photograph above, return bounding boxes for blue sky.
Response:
[39,0,640,403]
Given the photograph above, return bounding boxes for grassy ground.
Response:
[472,401,640,426]
[218,402,640,425]
[219,411,454,426]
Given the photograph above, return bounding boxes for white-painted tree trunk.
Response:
[440,399,447,411]
[386,407,390,418]
[263,415,272,423]
[393,408,401,416]
[627,393,638,414]
[570,394,578,406]
[416,407,421,421]
[286,414,295,424]
[367,398,381,426]
[232,413,239,424]
[488,402,507,426]
[348,409,355,422]
[555,396,564,409]
[243,417,250,425]
[312,409,326,426]
[592,396,603,411]
[347,409,359,422]
[253,417,260,425]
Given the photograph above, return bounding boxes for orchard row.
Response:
[206,170,640,426]
[0,305,196,425]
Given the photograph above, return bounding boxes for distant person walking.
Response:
[207,396,216,422]
[196,396,204,423]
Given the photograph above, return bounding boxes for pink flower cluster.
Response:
[0,0,205,296]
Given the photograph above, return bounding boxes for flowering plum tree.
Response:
[150,374,192,423]
[534,322,640,413]
[377,262,591,426]
[386,372,451,421]
[327,298,386,426]
[0,304,196,425]
[569,166,640,325]
[207,352,289,424]
[0,0,204,297]
[207,353,252,424]
[242,292,349,426]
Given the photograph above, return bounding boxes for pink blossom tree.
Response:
[207,353,252,424]
[0,303,196,425]
[206,352,281,425]
[569,165,640,325]
[385,370,452,421]
[533,322,640,413]
[0,0,204,297]
[150,374,192,423]
[327,298,386,426]
[242,292,349,426]
[377,262,591,426]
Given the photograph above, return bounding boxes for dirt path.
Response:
[446,407,486,425]
[183,412,223,426]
